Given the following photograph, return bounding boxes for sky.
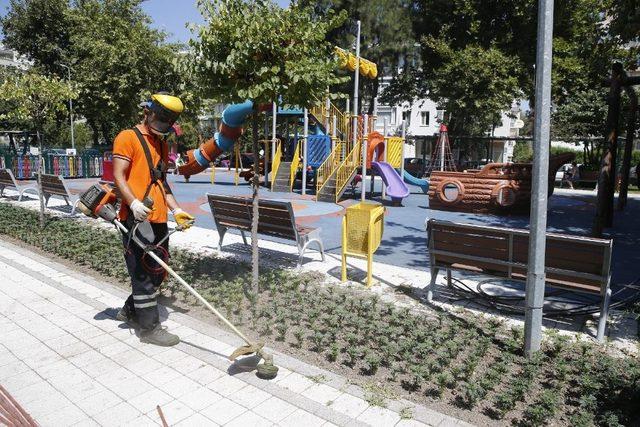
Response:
[0,0,291,44]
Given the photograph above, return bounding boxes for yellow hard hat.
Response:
[145,93,184,135]
[151,93,184,113]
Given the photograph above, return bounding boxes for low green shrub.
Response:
[1,202,639,424]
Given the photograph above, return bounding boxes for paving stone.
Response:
[356,405,402,426]
[279,408,327,427]
[200,398,247,425]
[167,354,209,375]
[178,386,223,411]
[151,398,195,425]
[185,365,226,385]
[252,397,298,423]
[302,383,343,406]
[225,410,272,426]
[207,374,247,397]
[164,376,202,399]
[141,365,183,387]
[93,401,141,426]
[9,380,57,406]
[120,414,158,427]
[74,389,123,416]
[228,384,272,409]
[325,392,370,419]
[36,404,88,426]
[275,371,315,394]
[126,356,164,376]
[174,412,220,426]
[127,388,174,415]
[396,419,431,426]
[2,369,42,393]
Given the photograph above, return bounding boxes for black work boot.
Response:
[115,305,139,329]
[140,325,180,347]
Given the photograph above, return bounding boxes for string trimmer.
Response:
[76,183,279,380]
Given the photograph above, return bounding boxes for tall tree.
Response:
[188,0,345,292]
[0,70,77,227]
[1,0,193,146]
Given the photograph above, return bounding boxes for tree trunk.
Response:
[367,73,380,115]
[251,112,260,293]
[88,119,99,146]
[36,131,45,229]
[593,64,623,236]
[618,84,637,210]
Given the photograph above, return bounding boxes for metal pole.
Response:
[61,64,75,150]
[439,129,445,171]
[332,115,337,151]
[270,102,277,189]
[352,20,361,151]
[382,117,388,199]
[400,120,406,180]
[362,114,368,201]
[524,0,555,358]
[302,109,308,195]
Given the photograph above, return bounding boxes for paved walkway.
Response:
[0,238,466,427]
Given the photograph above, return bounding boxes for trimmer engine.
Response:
[77,182,118,220]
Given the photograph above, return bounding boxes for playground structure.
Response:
[428,152,576,214]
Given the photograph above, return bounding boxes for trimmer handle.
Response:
[142,196,154,209]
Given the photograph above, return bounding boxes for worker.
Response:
[112,93,195,346]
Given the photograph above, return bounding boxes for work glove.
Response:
[130,199,151,222]
[172,208,195,230]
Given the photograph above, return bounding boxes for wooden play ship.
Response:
[428,153,575,214]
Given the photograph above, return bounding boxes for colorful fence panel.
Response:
[0,153,103,180]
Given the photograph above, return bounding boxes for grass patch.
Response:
[1,202,639,425]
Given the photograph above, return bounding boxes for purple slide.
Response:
[371,161,410,204]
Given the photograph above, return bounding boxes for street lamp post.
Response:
[60,64,75,150]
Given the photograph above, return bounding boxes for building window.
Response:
[402,110,411,125]
[436,109,445,121]
[420,111,429,126]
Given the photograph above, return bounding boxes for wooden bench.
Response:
[40,174,81,215]
[426,219,613,342]
[207,194,325,266]
[0,169,39,201]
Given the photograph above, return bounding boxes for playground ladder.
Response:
[316,141,344,201]
[334,140,362,203]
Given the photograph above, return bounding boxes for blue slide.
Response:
[402,170,429,194]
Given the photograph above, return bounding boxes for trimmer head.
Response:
[229,343,279,380]
[229,342,264,361]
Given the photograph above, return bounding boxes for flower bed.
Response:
[0,202,638,425]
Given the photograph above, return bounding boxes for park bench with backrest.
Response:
[0,168,39,201]
[426,219,613,342]
[40,174,82,216]
[207,194,325,267]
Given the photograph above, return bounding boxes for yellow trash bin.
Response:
[341,201,385,287]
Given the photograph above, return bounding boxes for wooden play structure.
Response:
[428,153,575,214]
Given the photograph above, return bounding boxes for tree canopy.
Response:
[1,0,196,145]
[188,0,346,107]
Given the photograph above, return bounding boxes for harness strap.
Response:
[132,127,167,200]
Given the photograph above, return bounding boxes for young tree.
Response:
[188,0,346,291]
[0,70,77,227]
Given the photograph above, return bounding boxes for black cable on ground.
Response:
[443,276,640,318]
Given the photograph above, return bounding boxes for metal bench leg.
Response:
[44,194,51,207]
[70,199,81,216]
[18,185,38,202]
[447,269,452,287]
[63,196,70,206]
[0,185,4,197]
[217,226,227,251]
[597,287,612,343]
[427,267,439,302]
[240,230,248,245]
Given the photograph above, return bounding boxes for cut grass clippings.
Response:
[0,202,639,426]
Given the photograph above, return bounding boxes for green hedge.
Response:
[0,202,638,425]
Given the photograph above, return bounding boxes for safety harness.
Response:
[132,127,170,200]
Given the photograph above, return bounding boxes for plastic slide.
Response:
[366,132,385,167]
[371,161,410,204]
[402,170,429,194]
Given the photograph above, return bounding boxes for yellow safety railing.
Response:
[386,137,404,168]
[316,141,343,196]
[270,139,282,192]
[289,138,302,189]
[334,140,362,203]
